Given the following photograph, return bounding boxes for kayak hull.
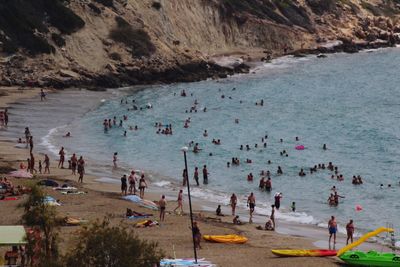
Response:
[272,249,337,257]
[340,251,400,267]
[203,234,247,244]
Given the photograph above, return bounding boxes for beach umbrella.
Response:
[8,170,33,178]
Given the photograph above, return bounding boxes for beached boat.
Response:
[271,249,337,257]
[203,234,247,244]
[340,250,400,267]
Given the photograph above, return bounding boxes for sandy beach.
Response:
[0,86,351,266]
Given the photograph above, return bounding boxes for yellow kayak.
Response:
[271,249,337,257]
[203,234,248,244]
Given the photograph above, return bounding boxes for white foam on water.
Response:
[153,180,171,187]
[40,125,67,156]
[95,177,120,184]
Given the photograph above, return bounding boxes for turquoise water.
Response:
[5,48,400,239]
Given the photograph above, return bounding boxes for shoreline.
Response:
[1,77,396,257]
[0,86,343,267]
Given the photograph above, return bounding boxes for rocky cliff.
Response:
[0,0,399,89]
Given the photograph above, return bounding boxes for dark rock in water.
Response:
[293,53,307,58]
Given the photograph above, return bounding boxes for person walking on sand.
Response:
[120,174,127,196]
[113,152,118,169]
[139,174,147,198]
[202,165,208,184]
[247,192,256,223]
[328,216,337,248]
[77,156,85,183]
[173,190,184,215]
[4,108,8,126]
[230,193,237,216]
[159,195,167,222]
[58,147,65,168]
[346,219,355,245]
[193,167,199,186]
[44,154,50,174]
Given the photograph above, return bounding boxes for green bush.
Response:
[0,0,83,54]
[152,2,162,10]
[110,17,155,57]
[51,33,66,47]
[306,0,336,15]
[110,52,122,61]
[94,0,114,8]
[64,219,163,267]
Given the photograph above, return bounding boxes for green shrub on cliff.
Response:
[110,17,155,58]
[306,0,336,15]
[0,0,84,55]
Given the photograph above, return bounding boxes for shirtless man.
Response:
[58,147,65,168]
[128,171,137,195]
[113,152,118,169]
[247,192,256,223]
[173,190,184,214]
[328,216,337,247]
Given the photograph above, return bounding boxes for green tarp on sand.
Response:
[0,226,27,246]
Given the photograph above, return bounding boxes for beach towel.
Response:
[160,258,216,267]
[38,179,59,187]
[53,185,77,191]
[43,196,61,206]
[123,195,159,210]
[0,197,18,201]
[135,220,158,228]
[8,170,33,178]
[64,217,88,226]
[60,191,86,195]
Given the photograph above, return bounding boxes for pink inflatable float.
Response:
[295,145,305,150]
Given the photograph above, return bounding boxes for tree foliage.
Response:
[21,185,60,262]
[64,219,164,267]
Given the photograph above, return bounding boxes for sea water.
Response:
[4,48,400,241]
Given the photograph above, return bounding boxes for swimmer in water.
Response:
[64,132,71,137]
[203,130,208,137]
[323,144,327,150]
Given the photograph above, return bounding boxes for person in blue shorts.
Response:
[328,216,337,248]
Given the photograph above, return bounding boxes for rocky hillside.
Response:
[0,0,399,89]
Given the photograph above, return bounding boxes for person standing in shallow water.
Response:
[182,169,187,186]
[230,193,237,216]
[202,165,208,184]
[346,219,354,245]
[193,167,199,186]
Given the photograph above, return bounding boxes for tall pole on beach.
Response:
[181,146,197,263]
